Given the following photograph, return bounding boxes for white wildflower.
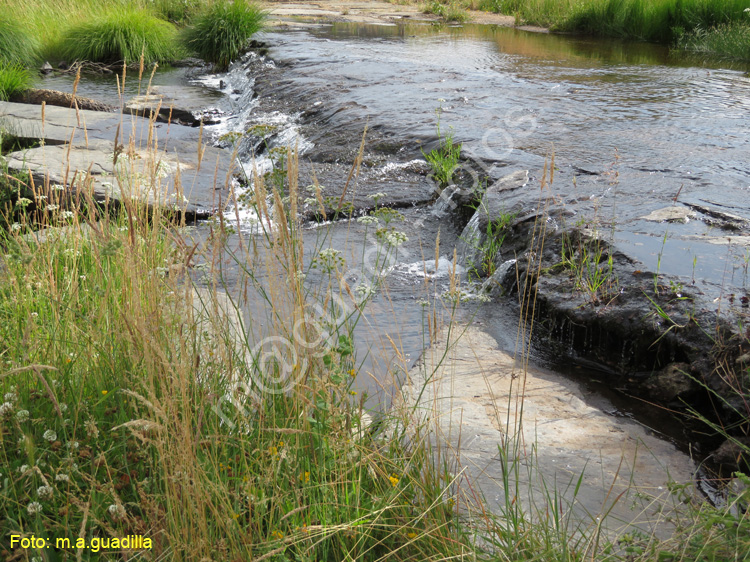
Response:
[31,312,38,318]
[42,429,57,442]
[37,485,53,499]
[55,473,70,483]
[16,409,30,422]
[27,502,43,515]
[45,204,59,212]
[357,215,379,225]
[52,184,66,191]
[108,504,126,519]
[15,197,32,207]
[19,464,29,473]
[36,195,47,201]
[368,192,388,201]
[0,402,14,416]
[10,223,22,232]
[62,211,75,219]
[384,230,408,247]
[4,392,17,402]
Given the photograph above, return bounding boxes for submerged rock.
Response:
[641,206,696,223]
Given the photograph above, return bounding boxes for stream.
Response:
[37,21,750,464]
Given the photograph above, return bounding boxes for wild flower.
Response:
[46,204,59,212]
[383,230,408,247]
[19,464,29,473]
[36,195,47,201]
[43,429,57,442]
[62,211,75,219]
[108,504,126,519]
[55,473,70,483]
[10,223,22,232]
[300,471,310,483]
[15,197,32,207]
[357,215,379,225]
[16,409,30,422]
[85,418,99,439]
[388,474,399,487]
[4,392,17,402]
[31,312,38,318]
[27,502,43,515]
[37,485,53,499]
[0,402,14,416]
[368,192,388,205]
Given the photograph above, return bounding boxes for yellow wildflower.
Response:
[101,390,108,396]
[271,530,284,540]
[300,471,310,483]
[407,532,417,539]
[388,474,399,487]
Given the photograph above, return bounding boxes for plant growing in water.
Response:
[422,103,462,188]
[182,0,267,70]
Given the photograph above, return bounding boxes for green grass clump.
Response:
[677,21,750,60]
[0,63,32,101]
[56,6,181,65]
[425,0,471,22]
[182,0,266,70]
[480,0,750,43]
[0,13,39,66]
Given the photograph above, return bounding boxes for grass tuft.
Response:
[56,6,181,65]
[0,63,32,101]
[677,21,750,61]
[0,13,39,66]
[182,0,266,71]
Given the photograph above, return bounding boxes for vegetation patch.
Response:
[0,13,39,66]
[182,0,267,70]
[0,63,32,101]
[477,0,750,43]
[677,20,750,60]
[55,6,182,65]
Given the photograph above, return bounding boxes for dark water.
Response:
[256,23,750,287]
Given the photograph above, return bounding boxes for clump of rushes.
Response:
[56,6,181,65]
[0,64,32,101]
[0,14,39,66]
[182,0,266,70]
[677,21,750,61]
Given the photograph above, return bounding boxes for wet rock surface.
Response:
[396,325,696,537]
[0,101,236,219]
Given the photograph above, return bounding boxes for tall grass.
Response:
[0,13,39,66]
[55,6,182,65]
[182,0,266,70]
[678,20,750,59]
[479,0,750,42]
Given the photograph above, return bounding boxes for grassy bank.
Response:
[0,0,265,70]
[462,0,750,60]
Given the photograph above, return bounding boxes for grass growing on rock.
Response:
[182,0,267,70]
[55,5,182,65]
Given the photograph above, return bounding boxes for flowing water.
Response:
[37,22,750,449]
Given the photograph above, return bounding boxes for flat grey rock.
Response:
[395,325,696,539]
[0,101,236,218]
